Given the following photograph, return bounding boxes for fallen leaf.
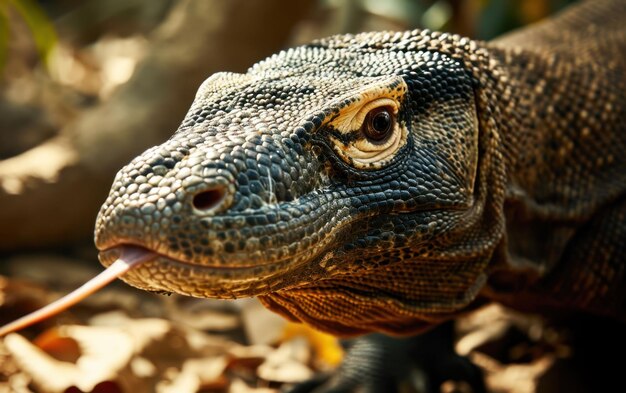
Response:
[156,357,228,393]
[164,296,240,332]
[240,299,287,345]
[4,325,134,393]
[281,322,343,368]
[471,352,555,393]
[229,378,277,393]
[33,328,81,363]
[257,337,314,383]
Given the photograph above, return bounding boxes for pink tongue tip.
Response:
[0,246,156,337]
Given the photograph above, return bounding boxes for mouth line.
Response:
[99,241,317,274]
[98,241,329,296]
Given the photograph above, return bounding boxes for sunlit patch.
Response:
[325,77,409,169]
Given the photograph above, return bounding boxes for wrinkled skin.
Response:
[96,30,503,336]
[96,1,626,337]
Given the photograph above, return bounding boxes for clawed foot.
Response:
[285,323,485,393]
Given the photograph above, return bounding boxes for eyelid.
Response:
[350,130,405,163]
[323,76,407,134]
[329,121,407,167]
[351,98,399,131]
[330,98,398,133]
[356,130,399,151]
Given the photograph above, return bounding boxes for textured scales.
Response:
[95,0,626,336]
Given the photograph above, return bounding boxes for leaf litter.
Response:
[0,253,578,393]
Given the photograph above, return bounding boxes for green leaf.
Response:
[7,0,58,69]
[0,1,9,74]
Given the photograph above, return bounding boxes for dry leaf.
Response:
[4,327,133,393]
[281,322,343,368]
[156,357,228,393]
[257,337,313,383]
[240,299,287,345]
[33,328,81,363]
[471,352,555,393]
[89,312,171,352]
[163,296,240,332]
[229,378,277,393]
[3,373,35,393]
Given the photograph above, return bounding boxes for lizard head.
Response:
[95,30,504,336]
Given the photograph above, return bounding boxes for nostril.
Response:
[192,187,226,211]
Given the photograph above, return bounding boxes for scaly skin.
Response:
[95,0,626,336]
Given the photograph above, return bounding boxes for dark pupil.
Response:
[371,110,391,135]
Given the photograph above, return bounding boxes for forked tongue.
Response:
[0,246,156,337]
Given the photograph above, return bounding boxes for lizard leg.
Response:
[544,197,626,319]
[285,322,485,393]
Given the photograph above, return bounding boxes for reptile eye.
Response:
[363,107,394,141]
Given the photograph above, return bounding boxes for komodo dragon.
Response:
[94,0,625,390]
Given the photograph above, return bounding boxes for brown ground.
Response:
[0,253,568,393]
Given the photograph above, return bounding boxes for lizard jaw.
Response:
[97,242,324,299]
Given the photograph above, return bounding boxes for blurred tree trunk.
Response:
[0,0,313,250]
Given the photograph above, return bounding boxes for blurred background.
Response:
[0,1,585,393]
[0,0,577,252]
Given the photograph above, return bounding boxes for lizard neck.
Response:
[475,4,626,314]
